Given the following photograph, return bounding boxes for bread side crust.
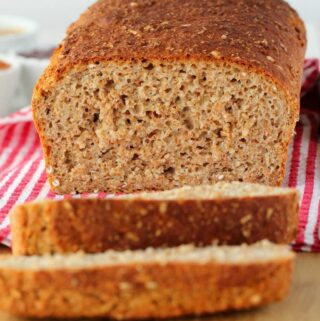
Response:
[0,257,294,319]
[11,191,299,255]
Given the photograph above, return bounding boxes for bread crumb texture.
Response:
[32,0,306,193]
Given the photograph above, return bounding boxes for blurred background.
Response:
[0,0,318,116]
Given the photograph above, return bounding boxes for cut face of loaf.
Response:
[32,0,306,194]
[34,60,299,193]
[0,241,294,319]
[10,182,299,255]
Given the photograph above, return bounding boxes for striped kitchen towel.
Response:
[0,60,319,251]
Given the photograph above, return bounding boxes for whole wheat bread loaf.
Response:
[0,241,294,319]
[32,0,306,194]
[10,182,299,255]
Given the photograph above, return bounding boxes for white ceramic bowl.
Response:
[18,56,49,106]
[0,56,20,117]
[0,16,38,53]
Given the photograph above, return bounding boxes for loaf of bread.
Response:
[32,0,306,194]
[10,182,299,255]
[0,241,294,319]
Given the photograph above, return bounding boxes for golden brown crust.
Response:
[0,257,294,319]
[33,0,306,108]
[11,191,299,255]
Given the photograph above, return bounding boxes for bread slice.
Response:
[32,0,306,194]
[10,182,299,255]
[0,241,294,319]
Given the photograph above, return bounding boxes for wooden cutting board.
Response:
[0,247,319,321]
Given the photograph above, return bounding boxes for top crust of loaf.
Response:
[33,0,306,111]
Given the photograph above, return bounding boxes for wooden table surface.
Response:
[0,248,319,321]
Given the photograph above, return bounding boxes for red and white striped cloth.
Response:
[0,60,319,251]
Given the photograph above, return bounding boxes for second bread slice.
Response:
[0,241,294,319]
[10,182,299,255]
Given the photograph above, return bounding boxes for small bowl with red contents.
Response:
[0,57,20,117]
